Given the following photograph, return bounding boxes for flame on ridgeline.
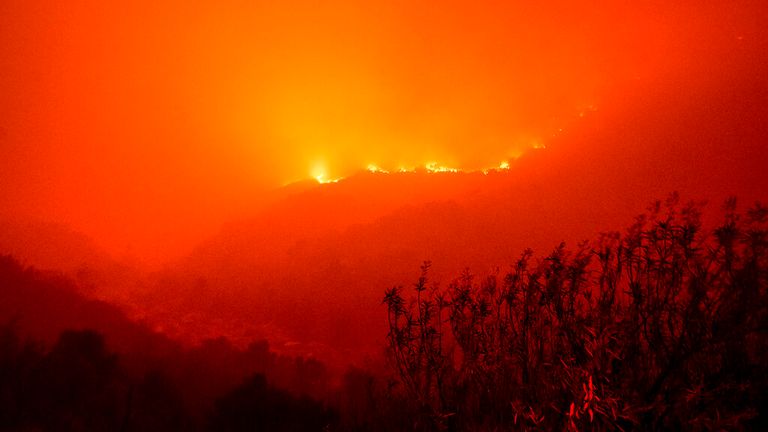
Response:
[311,162,343,184]
[313,160,514,185]
[367,164,390,174]
[314,173,342,184]
[316,128,564,184]
[425,162,460,173]
[307,126,572,184]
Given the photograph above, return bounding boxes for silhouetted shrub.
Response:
[384,195,768,430]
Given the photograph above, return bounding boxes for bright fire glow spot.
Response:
[425,162,461,173]
[482,161,511,175]
[315,174,341,184]
[311,163,343,184]
[367,164,389,174]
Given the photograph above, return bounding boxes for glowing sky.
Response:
[1,0,765,260]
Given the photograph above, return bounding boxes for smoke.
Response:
[1,0,765,261]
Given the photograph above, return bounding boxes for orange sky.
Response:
[1,0,766,261]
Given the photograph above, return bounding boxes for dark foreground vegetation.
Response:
[0,255,338,431]
[1,194,766,431]
[384,195,768,430]
[0,325,336,431]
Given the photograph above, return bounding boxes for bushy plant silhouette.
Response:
[384,194,768,430]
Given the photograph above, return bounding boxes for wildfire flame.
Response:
[314,174,341,184]
[311,159,518,185]
[425,162,461,173]
[367,164,390,174]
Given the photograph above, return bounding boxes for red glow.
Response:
[1,1,767,428]
[2,0,765,261]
